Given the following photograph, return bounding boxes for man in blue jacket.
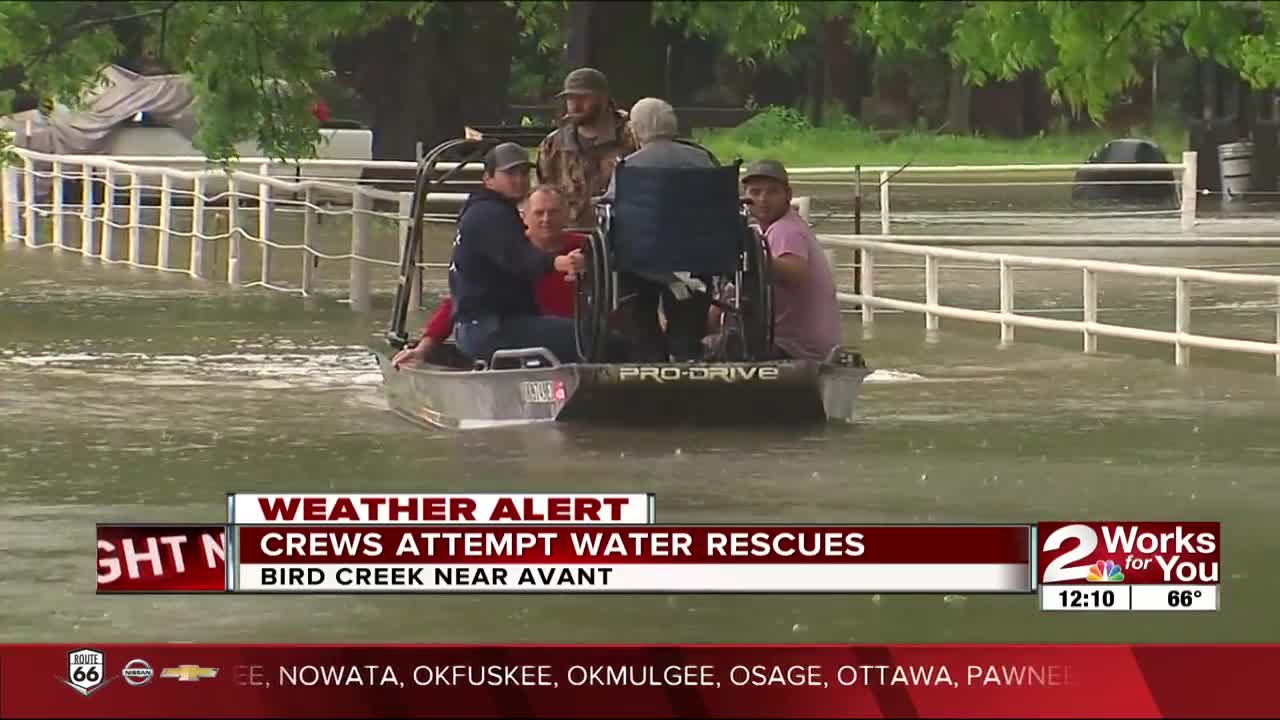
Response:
[450,143,586,365]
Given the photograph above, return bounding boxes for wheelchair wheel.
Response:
[573,228,614,363]
[738,226,774,359]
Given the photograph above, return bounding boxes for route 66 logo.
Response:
[61,648,113,696]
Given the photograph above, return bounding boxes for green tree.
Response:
[0,0,424,162]
[2,0,1278,164]
[654,1,1277,123]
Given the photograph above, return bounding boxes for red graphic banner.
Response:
[96,525,228,593]
[0,644,1273,718]
[230,493,654,524]
[235,525,1031,564]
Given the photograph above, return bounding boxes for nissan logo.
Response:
[122,659,153,687]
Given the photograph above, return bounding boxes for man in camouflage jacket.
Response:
[536,67,639,230]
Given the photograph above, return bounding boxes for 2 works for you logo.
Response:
[1037,522,1220,585]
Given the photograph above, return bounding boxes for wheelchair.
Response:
[573,160,775,363]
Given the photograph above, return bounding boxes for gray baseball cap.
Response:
[483,142,533,173]
[742,158,790,186]
[557,67,609,97]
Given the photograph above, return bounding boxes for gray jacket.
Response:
[600,139,717,201]
[599,139,718,292]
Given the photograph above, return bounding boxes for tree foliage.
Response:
[0,0,423,163]
[513,0,569,56]
[2,0,1280,165]
[942,1,1256,118]
[655,0,1280,123]
[170,1,419,163]
[651,2,818,60]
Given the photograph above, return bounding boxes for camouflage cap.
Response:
[483,142,533,173]
[557,67,609,97]
[742,158,790,186]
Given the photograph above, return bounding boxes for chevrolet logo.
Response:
[160,665,218,682]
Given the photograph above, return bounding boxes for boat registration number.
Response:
[520,380,557,404]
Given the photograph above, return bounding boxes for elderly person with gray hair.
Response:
[601,97,716,200]
[598,97,718,362]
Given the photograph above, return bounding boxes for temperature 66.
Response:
[1168,589,1203,607]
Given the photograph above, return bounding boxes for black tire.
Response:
[574,228,613,363]
[739,225,774,360]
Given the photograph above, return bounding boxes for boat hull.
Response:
[375,347,871,430]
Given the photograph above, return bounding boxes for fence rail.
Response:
[9,147,1269,374]
[13,148,1200,225]
[1,147,429,311]
[822,236,1280,375]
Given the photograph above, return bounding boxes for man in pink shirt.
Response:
[741,159,843,360]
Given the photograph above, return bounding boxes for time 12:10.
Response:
[1059,588,1116,608]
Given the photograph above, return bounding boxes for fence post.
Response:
[127,171,141,264]
[1175,277,1190,367]
[1181,151,1197,231]
[158,173,173,269]
[397,191,419,309]
[1083,269,1098,354]
[793,195,811,223]
[51,160,65,249]
[924,254,939,330]
[22,154,35,247]
[879,171,890,235]
[2,162,16,243]
[101,168,116,259]
[190,177,206,279]
[259,162,273,286]
[999,259,1014,345]
[859,249,875,324]
[852,165,863,298]
[81,165,97,256]
[302,186,316,295]
[227,177,240,286]
[350,191,372,312]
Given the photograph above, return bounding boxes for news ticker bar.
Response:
[6,644,1279,719]
[1040,584,1220,612]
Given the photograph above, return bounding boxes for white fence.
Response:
[1,147,426,312]
[1,146,1202,232]
[787,151,1198,234]
[10,146,1271,373]
[824,236,1280,375]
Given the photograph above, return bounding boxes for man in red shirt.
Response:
[392,185,585,368]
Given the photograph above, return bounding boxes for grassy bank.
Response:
[693,107,1188,168]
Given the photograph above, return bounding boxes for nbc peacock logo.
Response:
[1086,559,1124,582]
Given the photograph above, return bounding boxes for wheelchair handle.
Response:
[489,347,562,369]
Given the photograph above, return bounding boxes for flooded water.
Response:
[2,177,1279,644]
